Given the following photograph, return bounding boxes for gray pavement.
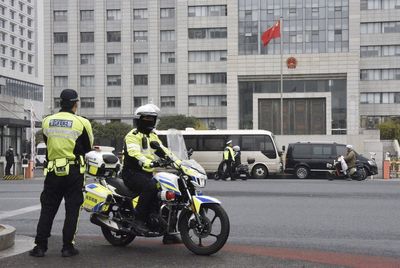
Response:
[1,177,400,267]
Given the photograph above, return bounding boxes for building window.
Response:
[80,32,94,43]
[134,31,147,42]
[188,28,227,39]
[81,97,95,108]
[134,96,148,107]
[10,48,15,57]
[107,9,121,20]
[54,54,68,65]
[188,50,227,62]
[160,8,175,18]
[27,30,32,39]
[133,8,148,19]
[54,32,68,43]
[80,54,94,65]
[107,97,121,108]
[160,74,175,85]
[133,53,148,64]
[361,0,400,10]
[1,58,6,67]
[188,73,227,84]
[10,60,15,70]
[107,31,121,42]
[80,10,94,21]
[134,75,148,85]
[188,5,227,17]
[28,54,33,63]
[19,38,24,48]
[160,52,175,63]
[80,75,95,87]
[107,75,121,86]
[188,95,227,106]
[161,96,175,107]
[160,30,175,41]
[54,76,68,87]
[19,26,24,35]
[54,98,61,109]
[19,51,24,60]
[361,69,400,80]
[28,42,33,50]
[107,53,121,64]
[28,66,33,74]
[360,92,400,104]
[27,6,32,15]
[19,63,24,72]
[27,18,32,27]
[54,10,67,21]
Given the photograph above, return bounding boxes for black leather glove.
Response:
[150,161,160,168]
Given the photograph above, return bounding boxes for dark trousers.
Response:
[34,165,84,249]
[222,160,233,180]
[5,162,13,175]
[122,169,157,221]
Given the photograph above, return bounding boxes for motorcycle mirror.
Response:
[187,148,194,157]
[150,141,161,150]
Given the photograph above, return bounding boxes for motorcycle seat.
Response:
[106,177,139,198]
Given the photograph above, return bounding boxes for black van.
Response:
[284,142,378,179]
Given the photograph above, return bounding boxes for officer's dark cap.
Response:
[60,89,79,102]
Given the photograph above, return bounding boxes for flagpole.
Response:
[280,16,283,135]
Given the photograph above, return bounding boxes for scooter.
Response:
[326,156,366,181]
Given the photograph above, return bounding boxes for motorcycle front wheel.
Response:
[101,226,136,247]
[178,203,230,255]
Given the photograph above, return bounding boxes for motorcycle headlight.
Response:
[190,173,207,188]
[368,160,376,166]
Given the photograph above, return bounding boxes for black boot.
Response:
[162,234,182,245]
[61,245,79,257]
[29,245,46,257]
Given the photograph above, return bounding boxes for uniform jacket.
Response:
[42,111,94,161]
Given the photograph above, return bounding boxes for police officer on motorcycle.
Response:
[122,103,181,244]
[30,89,93,257]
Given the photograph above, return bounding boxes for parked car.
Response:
[284,142,378,179]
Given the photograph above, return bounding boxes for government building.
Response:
[43,0,400,135]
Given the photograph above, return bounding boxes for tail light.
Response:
[159,190,176,201]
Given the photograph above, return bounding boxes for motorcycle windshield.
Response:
[166,129,189,160]
[181,159,206,175]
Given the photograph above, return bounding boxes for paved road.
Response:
[1,177,400,267]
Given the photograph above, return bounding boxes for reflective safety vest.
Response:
[123,129,176,173]
[42,112,94,162]
[223,146,234,161]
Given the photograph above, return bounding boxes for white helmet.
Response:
[226,140,232,146]
[134,103,160,119]
[346,144,353,150]
[134,103,160,133]
[233,145,240,152]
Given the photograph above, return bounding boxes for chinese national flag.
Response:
[261,20,281,47]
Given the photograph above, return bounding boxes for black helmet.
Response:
[60,89,79,109]
[60,89,79,102]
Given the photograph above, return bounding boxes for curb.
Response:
[0,225,16,251]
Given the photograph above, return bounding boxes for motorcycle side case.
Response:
[83,183,113,212]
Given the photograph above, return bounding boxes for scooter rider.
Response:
[121,103,181,244]
[343,145,356,178]
[30,89,94,257]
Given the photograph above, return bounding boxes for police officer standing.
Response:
[222,140,235,181]
[5,146,14,175]
[30,89,93,257]
[122,103,181,244]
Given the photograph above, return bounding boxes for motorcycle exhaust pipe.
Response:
[90,214,126,233]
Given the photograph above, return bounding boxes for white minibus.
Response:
[156,129,282,179]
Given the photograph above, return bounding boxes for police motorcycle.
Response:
[326,156,366,181]
[82,132,230,255]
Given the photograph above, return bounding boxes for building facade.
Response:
[43,0,400,134]
[0,0,43,159]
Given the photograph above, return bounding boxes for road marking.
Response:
[0,204,41,220]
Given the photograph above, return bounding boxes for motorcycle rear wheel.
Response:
[101,226,136,247]
[178,203,230,255]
